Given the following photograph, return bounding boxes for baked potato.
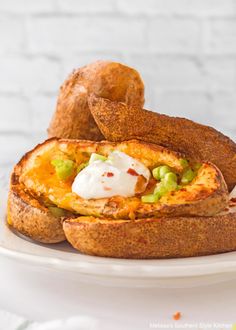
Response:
[7,138,235,258]
[8,170,67,244]
[89,95,236,191]
[16,138,228,220]
[63,207,236,259]
[48,61,144,141]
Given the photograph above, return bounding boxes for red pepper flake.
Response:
[127,168,139,176]
[106,172,114,177]
[104,186,112,191]
[230,197,236,203]
[224,207,229,211]
[173,312,181,321]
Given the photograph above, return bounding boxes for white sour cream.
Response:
[72,151,150,199]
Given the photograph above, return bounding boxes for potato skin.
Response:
[18,138,228,219]
[89,96,236,191]
[63,213,236,259]
[8,167,66,244]
[48,61,144,141]
[8,137,234,258]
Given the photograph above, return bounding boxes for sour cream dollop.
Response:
[72,151,150,199]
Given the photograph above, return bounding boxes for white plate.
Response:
[1,174,236,288]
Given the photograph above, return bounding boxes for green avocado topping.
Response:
[51,159,75,180]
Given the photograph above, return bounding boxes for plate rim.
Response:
[1,237,236,279]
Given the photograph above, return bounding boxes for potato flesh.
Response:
[19,139,228,219]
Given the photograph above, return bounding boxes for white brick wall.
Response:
[0,0,235,167]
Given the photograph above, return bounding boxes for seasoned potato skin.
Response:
[8,137,234,258]
[18,138,228,219]
[89,96,236,191]
[8,159,66,243]
[48,61,144,141]
[63,213,236,259]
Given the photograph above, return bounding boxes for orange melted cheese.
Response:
[19,141,226,219]
[20,150,86,212]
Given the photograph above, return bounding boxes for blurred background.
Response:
[0,0,236,168]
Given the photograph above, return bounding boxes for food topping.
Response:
[135,175,147,194]
[193,162,202,171]
[104,186,112,191]
[89,153,107,164]
[181,168,195,184]
[143,165,178,203]
[48,206,66,217]
[51,159,75,180]
[152,165,171,180]
[141,194,159,203]
[127,168,139,176]
[154,182,168,197]
[106,172,114,177]
[142,161,201,203]
[51,152,202,204]
[180,158,189,168]
[163,172,177,187]
[77,161,89,173]
[159,165,172,179]
[72,151,150,199]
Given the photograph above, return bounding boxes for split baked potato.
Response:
[7,137,233,258]
[16,138,227,220]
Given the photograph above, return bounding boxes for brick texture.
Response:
[0,0,235,165]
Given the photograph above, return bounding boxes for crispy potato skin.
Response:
[63,214,236,259]
[89,96,236,191]
[8,163,66,244]
[18,138,228,219]
[48,61,144,141]
[8,137,234,258]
